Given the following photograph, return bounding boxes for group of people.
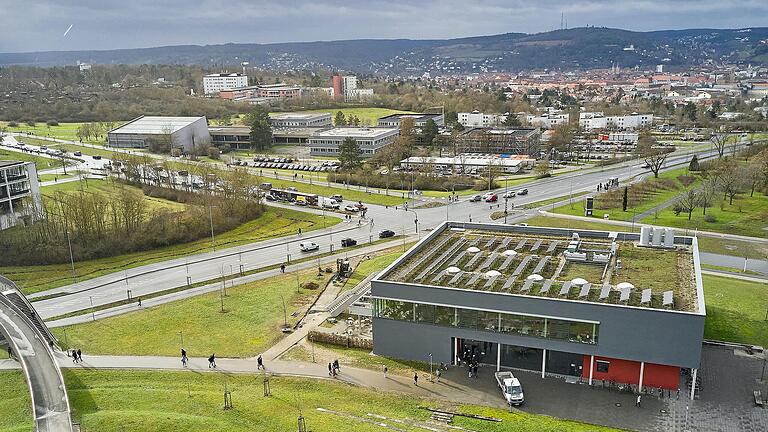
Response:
[70,349,83,363]
[596,178,619,192]
[328,359,341,377]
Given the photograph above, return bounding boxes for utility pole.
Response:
[209,204,216,252]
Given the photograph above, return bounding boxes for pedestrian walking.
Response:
[328,363,333,376]
[472,365,478,378]
[298,228,302,235]
[257,355,264,370]
[413,372,419,386]
[71,349,77,363]
[7,346,12,359]
[77,349,82,362]
[333,359,340,373]
[137,297,142,307]
[280,264,285,273]
[383,365,388,378]
[181,349,188,367]
[208,354,216,368]
[436,369,441,382]
[636,394,641,408]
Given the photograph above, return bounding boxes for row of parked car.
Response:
[469,188,528,203]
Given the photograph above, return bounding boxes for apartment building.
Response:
[308,127,399,157]
[579,112,654,131]
[458,111,508,127]
[203,73,248,95]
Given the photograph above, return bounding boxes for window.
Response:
[596,360,610,373]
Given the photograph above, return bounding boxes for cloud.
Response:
[0,0,765,52]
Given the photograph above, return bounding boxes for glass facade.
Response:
[373,298,598,345]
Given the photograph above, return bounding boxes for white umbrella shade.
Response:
[571,278,589,285]
[527,274,544,281]
[616,282,635,290]
[485,270,502,279]
[467,246,481,254]
[502,249,517,257]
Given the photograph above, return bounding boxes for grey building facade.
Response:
[371,222,705,398]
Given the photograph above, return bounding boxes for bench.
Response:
[755,390,764,407]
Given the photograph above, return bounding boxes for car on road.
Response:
[469,194,482,202]
[341,238,357,247]
[299,242,319,252]
[322,198,340,209]
[73,151,82,157]
[485,193,498,202]
[379,229,395,238]
[502,191,516,199]
[344,204,359,212]
[516,188,528,196]
[92,155,102,160]
[331,194,343,203]
[354,202,368,211]
[40,146,48,151]
[265,193,277,201]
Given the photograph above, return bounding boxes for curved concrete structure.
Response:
[0,276,72,432]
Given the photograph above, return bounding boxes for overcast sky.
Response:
[1,0,766,53]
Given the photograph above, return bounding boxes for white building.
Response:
[526,112,570,129]
[458,110,508,127]
[579,112,653,131]
[0,161,41,230]
[308,127,399,157]
[203,73,249,95]
[400,155,533,174]
[107,116,211,152]
[269,112,332,128]
[341,75,374,101]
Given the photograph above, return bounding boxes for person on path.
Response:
[328,363,333,376]
[257,355,264,370]
[71,349,77,363]
[77,349,82,362]
[413,372,419,386]
[472,365,478,378]
[181,349,188,367]
[7,346,12,359]
[137,297,142,307]
[208,354,216,368]
[383,365,388,378]
[436,369,442,382]
[636,394,642,408]
[280,264,285,273]
[333,359,340,373]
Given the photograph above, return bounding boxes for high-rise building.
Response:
[332,74,343,101]
[203,73,249,95]
[0,161,41,230]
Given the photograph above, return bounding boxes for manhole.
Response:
[615,403,622,407]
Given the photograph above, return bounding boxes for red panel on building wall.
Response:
[582,356,679,390]
[332,75,343,101]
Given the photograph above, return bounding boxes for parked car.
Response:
[485,193,498,202]
[495,371,524,406]
[379,229,395,238]
[341,238,357,247]
[344,204,359,212]
[469,194,482,202]
[516,188,528,196]
[299,242,319,252]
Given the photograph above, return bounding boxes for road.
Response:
[22,138,761,319]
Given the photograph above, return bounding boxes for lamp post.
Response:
[65,229,77,282]
[429,353,433,382]
[208,203,216,252]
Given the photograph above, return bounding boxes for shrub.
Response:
[207,147,221,160]
[703,214,717,223]
[26,120,36,127]
[308,330,372,349]
[302,281,319,290]
[7,121,18,127]
[46,120,59,126]
[677,175,696,187]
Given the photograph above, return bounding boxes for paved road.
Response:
[0,295,72,431]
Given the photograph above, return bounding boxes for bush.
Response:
[207,147,220,160]
[302,281,319,290]
[7,121,18,127]
[308,330,372,349]
[330,169,476,193]
[26,120,36,127]
[703,214,717,223]
[46,120,59,126]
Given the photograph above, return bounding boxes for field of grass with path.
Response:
[2,204,338,294]
[41,177,186,211]
[57,370,614,432]
[53,267,333,357]
[640,192,768,238]
[0,147,65,170]
[552,167,698,222]
[702,274,768,347]
[269,107,414,126]
[2,121,94,143]
[0,371,32,432]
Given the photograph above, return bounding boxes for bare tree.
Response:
[676,188,698,220]
[698,177,717,215]
[716,160,744,205]
[710,133,728,158]
[636,131,669,178]
[744,162,763,197]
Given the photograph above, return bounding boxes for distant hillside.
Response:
[2,27,767,73]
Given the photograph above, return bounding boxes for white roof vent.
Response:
[502,249,517,257]
[571,278,589,286]
[446,266,461,275]
[467,246,481,254]
[527,274,544,281]
[485,270,502,279]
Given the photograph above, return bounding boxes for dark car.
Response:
[341,238,357,247]
[379,229,395,239]
[92,155,102,160]
[73,151,82,157]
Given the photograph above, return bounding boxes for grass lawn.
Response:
[53,267,333,357]
[3,206,339,294]
[552,167,697,222]
[37,172,76,183]
[0,371,32,432]
[60,370,613,432]
[524,215,638,233]
[641,192,768,238]
[0,148,67,170]
[41,177,185,211]
[703,274,768,347]
[2,121,97,143]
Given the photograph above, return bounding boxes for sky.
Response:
[1,0,766,53]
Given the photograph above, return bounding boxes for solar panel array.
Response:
[559,281,572,296]
[579,283,592,298]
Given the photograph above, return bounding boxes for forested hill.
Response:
[2,27,767,73]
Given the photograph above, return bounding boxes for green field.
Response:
[58,370,613,432]
[37,172,76,183]
[2,122,93,143]
[41,178,186,211]
[695,237,768,260]
[641,192,768,238]
[552,167,698,222]
[268,107,414,126]
[0,147,66,170]
[3,205,339,294]
[53,268,333,357]
[703,274,768,347]
[0,371,32,432]
[524,215,638,233]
